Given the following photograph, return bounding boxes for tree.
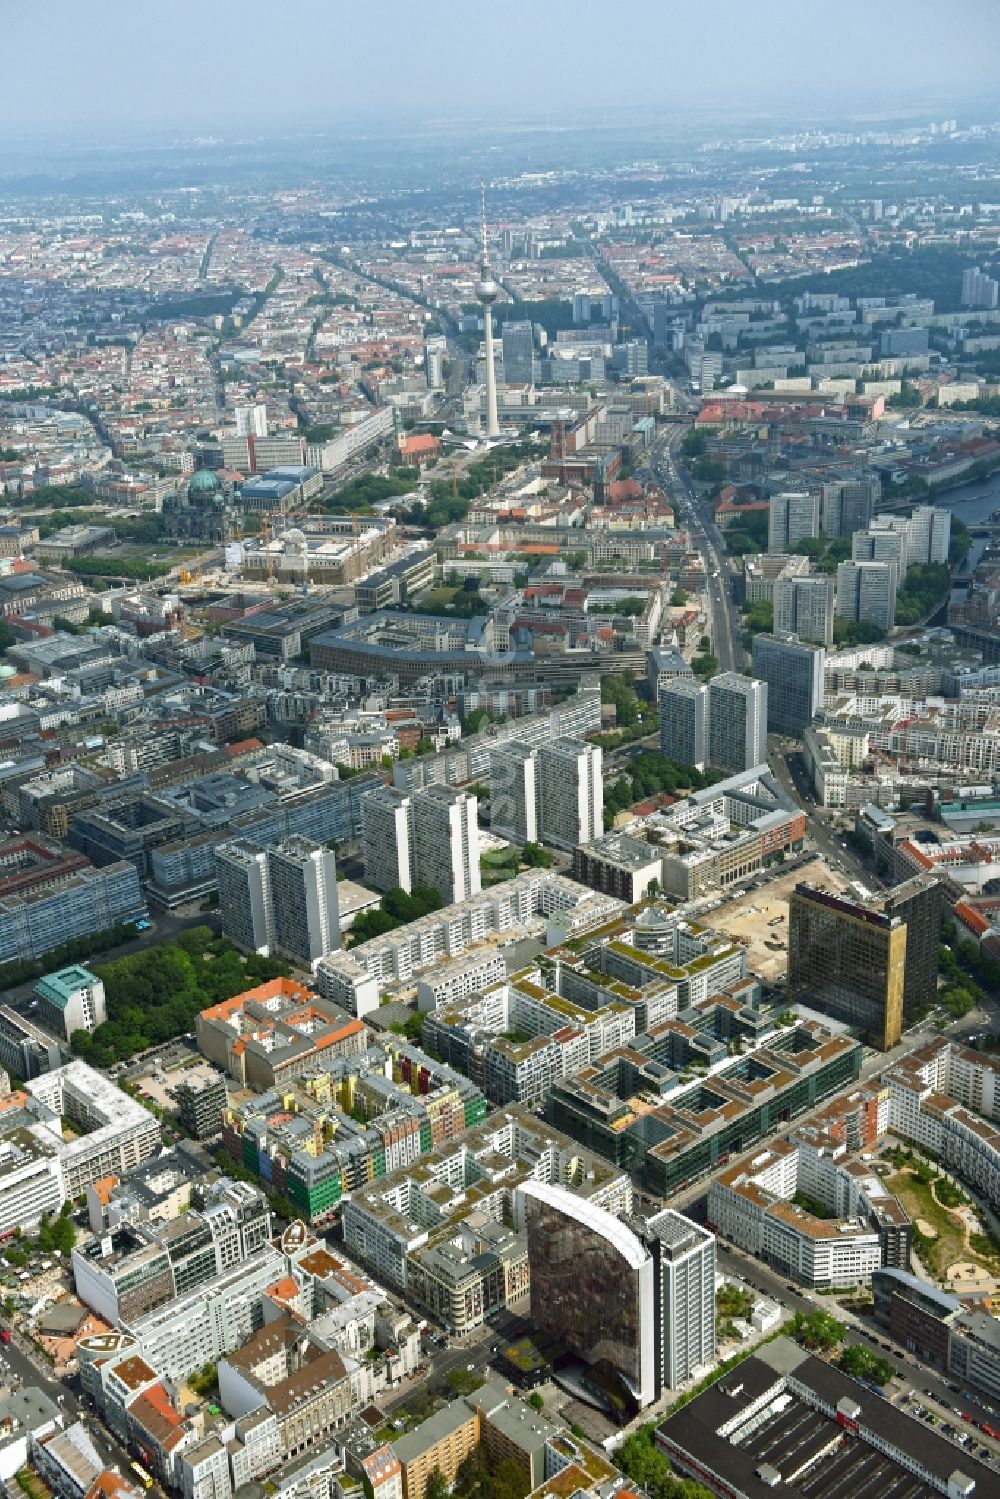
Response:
[521,842,553,868]
[454,1452,530,1499]
[188,1362,218,1397]
[894,562,951,626]
[489,1461,530,1499]
[950,518,971,566]
[691,457,725,485]
[600,672,640,728]
[888,382,921,409]
[832,618,886,647]
[604,752,717,820]
[670,588,689,606]
[351,886,444,945]
[464,707,492,736]
[42,1213,75,1256]
[839,1344,893,1385]
[72,928,291,1067]
[455,1452,490,1499]
[791,1309,845,1351]
[425,1468,450,1499]
[743,600,773,636]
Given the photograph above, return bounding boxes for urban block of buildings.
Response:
[341,1105,630,1338]
[574,766,805,902]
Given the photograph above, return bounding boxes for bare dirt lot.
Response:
[707,862,852,981]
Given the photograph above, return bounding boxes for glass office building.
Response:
[518,1179,654,1410]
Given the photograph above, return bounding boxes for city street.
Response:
[0,1329,134,1479]
[765,736,872,882]
[653,428,744,673]
[382,1308,519,1414]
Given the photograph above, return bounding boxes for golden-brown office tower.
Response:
[788,883,907,1049]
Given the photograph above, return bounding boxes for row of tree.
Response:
[615,1424,713,1499]
[0,923,136,994]
[604,752,718,820]
[318,472,418,514]
[64,554,173,582]
[894,562,951,626]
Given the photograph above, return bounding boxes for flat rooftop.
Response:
[657,1337,987,1499]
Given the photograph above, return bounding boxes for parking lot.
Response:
[899,1382,1000,1467]
[129,1048,222,1115]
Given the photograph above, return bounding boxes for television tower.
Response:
[476,180,500,440]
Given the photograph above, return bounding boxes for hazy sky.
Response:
[8,0,1000,144]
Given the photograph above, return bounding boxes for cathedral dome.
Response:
[188,468,222,498]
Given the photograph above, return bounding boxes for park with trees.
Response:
[69,926,289,1068]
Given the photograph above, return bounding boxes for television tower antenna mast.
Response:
[476,179,501,440]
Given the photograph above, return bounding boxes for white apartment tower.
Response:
[266,838,340,968]
[412,786,481,903]
[362,786,415,893]
[659,679,709,770]
[425,336,447,391]
[962,265,1000,310]
[772,574,834,647]
[708,673,768,774]
[853,525,907,573]
[641,1209,716,1394]
[234,403,268,439]
[217,841,273,955]
[835,559,897,633]
[906,505,951,566]
[217,837,340,967]
[489,742,539,844]
[537,739,604,851]
[768,492,820,553]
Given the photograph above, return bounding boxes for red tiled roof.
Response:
[200,976,311,1024]
[225,738,264,757]
[399,434,441,456]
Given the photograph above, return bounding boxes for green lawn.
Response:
[418,585,463,611]
[886,1169,962,1279]
[885,1167,1000,1282]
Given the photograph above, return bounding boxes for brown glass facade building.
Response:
[788,884,907,1048]
[520,1181,654,1411]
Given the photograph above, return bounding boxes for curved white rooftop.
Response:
[517,1178,649,1271]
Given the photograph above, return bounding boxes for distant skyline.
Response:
[7,0,1000,148]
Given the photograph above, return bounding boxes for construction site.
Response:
[706,861,853,982]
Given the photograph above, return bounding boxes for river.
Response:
[934,471,1000,527]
